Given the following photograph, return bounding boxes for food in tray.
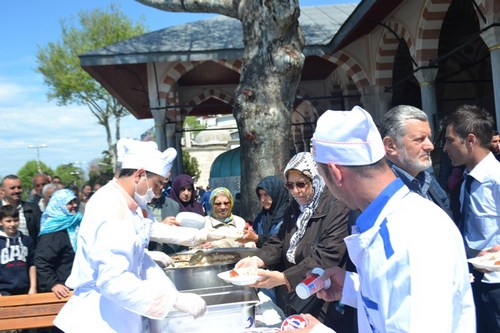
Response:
[229,269,239,277]
[167,253,240,268]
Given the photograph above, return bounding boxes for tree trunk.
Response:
[235,1,304,220]
[137,0,305,220]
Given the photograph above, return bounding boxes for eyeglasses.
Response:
[214,201,230,206]
[284,181,310,190]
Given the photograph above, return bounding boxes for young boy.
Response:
[0,204,37,295]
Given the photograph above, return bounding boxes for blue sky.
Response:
[0,0,357,178]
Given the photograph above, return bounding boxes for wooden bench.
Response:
[0,292,72,330]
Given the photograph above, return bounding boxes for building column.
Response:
[165,122,180,177]
[414,67,439,134]
[360,86,391,125]
[151,104,166,151]
[481,26,500,132]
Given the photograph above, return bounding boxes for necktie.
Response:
[459,175,473,235]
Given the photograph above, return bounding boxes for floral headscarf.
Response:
[209,187,234,224]
[39,189,82,251]
[283,152,325,264]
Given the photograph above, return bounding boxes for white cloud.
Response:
[0,90,153,177]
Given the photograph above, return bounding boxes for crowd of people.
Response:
[0,103,498,333]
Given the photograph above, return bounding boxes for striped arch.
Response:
[323,52,370,93]
[176,88,234,124]
[162,60,242,95]
[375,20,415,87]
[186,88,235,108]
[415,0,452,65]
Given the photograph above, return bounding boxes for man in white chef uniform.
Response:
[295,106,475,332]
[55,138,215,332]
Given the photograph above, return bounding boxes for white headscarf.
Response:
[284,152,325,264]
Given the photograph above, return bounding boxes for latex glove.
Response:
[147,250,174,268]
[173,292,207,319]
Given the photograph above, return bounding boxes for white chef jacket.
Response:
[54,179,201,333]
[311,179,475,333]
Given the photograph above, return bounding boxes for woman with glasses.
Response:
[235,152,354,332]
[201,187,255,248]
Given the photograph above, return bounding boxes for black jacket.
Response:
[34,230,75,292]
[22,201,42,245]
[257,189,351,329]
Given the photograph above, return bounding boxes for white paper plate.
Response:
[176,212,205,229]
[217,270,262,286]
[468,252,500,272]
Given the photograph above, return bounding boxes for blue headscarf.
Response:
[39,189,82,251]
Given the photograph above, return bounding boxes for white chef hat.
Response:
[312,105,385,166]
[116,138,177,177]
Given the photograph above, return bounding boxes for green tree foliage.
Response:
[17,161,54,196]
[54,163,85,187]
[184,116,206,130]
[36,4,148,169]
[182,150,201,181]
[88,155,114,187]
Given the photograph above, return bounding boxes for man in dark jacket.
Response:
[380,105,453,220]
[1,175,42,246]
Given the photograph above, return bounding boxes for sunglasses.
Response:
[213,201,231,206]
[284,181,310,190]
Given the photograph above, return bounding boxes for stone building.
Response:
[79,0,499,185]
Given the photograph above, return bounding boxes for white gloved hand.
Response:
[173,292,207,319]
[147,250,174,268]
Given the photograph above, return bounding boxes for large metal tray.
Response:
[161,285,259,332]
[164,248,258,291]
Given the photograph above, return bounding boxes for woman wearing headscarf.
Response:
[169,174,205,215]
[35,188,82,299]
[238,176,289,248]
[235,152,354,332]
[202,187,255,248]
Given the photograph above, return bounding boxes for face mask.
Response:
[134,174,155,207]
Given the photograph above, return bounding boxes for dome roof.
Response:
[210,147,241,178]
[193,129,231,146]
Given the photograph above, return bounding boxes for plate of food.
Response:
[176,212,205,229]
[218,268,263,286]
[468,252,500,272]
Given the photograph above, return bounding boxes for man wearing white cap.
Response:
[296,106,475,332]
[54,138,214,332]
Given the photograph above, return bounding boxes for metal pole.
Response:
[28,144,47,174]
